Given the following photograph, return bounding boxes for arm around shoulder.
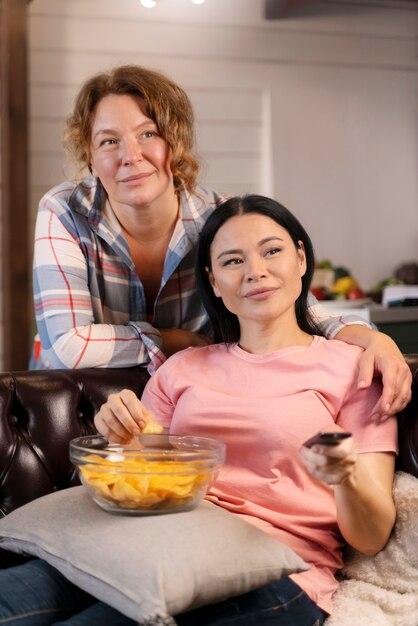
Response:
[334,326,412,418]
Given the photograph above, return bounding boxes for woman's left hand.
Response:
[356,332,412,420]
[300,437,357,485]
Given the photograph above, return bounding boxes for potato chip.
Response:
[142,420,164,434]
[79,454,211,510]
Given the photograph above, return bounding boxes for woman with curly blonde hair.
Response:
[32,64,222,372]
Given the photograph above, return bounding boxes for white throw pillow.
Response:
[342,471,418,593]
[0,486,308,626]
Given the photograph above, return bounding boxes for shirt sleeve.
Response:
[33,202,165,371]
[336,376,398,455]
[141,362,175,429]
[307,292,372,339]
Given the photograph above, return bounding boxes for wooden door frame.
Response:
[0,0,31,370]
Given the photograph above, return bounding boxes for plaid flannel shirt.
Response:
[32,176,370,373]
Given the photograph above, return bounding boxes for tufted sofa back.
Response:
[0,366,149,518]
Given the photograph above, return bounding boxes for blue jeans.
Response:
[177,577,327,626]
[0,559,327,626]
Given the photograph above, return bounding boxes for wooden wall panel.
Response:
[27,0,418,295]
[0,0,31,370]
[29,78,268,200]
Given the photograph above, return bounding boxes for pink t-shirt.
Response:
[141,336,398,614]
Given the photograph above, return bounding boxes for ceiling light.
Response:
[140,0,206,6]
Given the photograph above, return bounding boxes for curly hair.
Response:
[64,65,199,192]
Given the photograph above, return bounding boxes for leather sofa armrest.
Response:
[397,355,418,476]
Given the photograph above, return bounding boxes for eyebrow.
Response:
[216,236,284,260]
[92,120,157,141]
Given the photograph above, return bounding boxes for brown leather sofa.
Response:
[0,357,417,568]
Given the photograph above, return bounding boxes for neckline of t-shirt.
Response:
[229,335,323,362]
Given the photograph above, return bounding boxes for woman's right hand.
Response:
[159,329,212,357]
[94,389,156,443]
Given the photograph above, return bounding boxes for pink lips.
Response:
[244,287,278,300]
[120,173,153,183]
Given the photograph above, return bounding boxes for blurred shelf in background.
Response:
[323,303,418,354]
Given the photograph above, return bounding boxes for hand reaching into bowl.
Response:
[94,389,162,443]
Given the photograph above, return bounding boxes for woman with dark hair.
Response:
[92,195,397,625]
[1,195,397,625]
[196,194,319,342]
[30,64,411,419]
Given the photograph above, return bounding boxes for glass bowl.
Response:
[70,434,226,515]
